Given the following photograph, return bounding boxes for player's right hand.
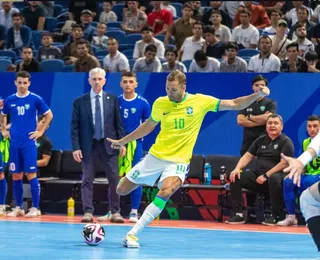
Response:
[73,150,82,163]
[106,138,125,150]
[229,169,241,183]
[1,129,10,139]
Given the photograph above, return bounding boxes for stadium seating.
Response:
[171,3,183,17]
[61,64,75,72]
[0,50,16,62]
[122,49,134,59]
[0,59,11,72]
[112,3,125,22]
[182,60,192,70]
[41,59,64,72]
[107,22,122,29]
[45,17,58,32]
[32,30,49,49]
[53,4,64,17]
[238,49,260,58]
[105,30,126,44]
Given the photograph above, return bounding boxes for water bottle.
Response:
[220,166,226,185]
[204,163,212,185]
[67,197,75,217]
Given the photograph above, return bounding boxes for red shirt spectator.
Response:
[233,3,271,29]
[147,1,173,35]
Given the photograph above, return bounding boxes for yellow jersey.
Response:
[149,93,220,163]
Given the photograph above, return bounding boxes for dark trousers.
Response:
[230,170,286,217]
[81,140,120,214]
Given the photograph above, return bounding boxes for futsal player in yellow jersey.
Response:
[107,70,270,248]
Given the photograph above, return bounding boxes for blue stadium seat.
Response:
[15,59,22,65]
[95,50,109,58]
[171,3,183,17]
[107,22,122,29]
[128,59,135,70]
[112,3,125,22]
[182,60,192,70]
[238,49,260,57]
[105,30,126,44]
[41,59,64,72]
[0,50,16,61]
[53,4,64,17]
[122,34,142,48]
[45,17,58,32]
[122,49,134,59]
[99,59,104,68]
[91,21,99,28]
[0,59,11,72]
[32,30,49,49]
[154,35,174,45]
[61,65,75,72]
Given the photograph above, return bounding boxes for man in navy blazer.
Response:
[71,67,126,223]
[6,13,33,55]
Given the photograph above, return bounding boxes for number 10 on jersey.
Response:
[174,118,184,129]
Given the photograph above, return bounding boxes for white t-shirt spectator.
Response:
[0,7,19,29]
[189,57,220,72]
[133,38,165,59]
[270,35,292,60]
[162,61,187,72]
[312,5,320,23]
[181,36,206,61]
[161,4,176,17]
[215,25,232,42]
[297,38,315,57]
[231,24,260,48]
[285,6,313,25]
[262,26,289,36]
[132,57,162,72]
[103,51,130,72]
[221,1,244,20]
[248,53,281,72]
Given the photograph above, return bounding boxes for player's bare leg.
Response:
[123,176,182,248]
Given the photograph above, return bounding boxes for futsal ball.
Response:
[82,223,105,246]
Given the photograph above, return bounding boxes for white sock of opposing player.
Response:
[128,195,167,236]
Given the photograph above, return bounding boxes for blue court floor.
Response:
[0,221,318,260]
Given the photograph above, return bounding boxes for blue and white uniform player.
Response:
[1,71,53,217]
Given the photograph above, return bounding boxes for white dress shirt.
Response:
[90,89,104,137]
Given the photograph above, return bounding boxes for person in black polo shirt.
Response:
[238,75,277,156]
[226,114,294,226]
[16,46,41,72]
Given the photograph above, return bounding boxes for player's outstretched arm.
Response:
[107,118,158,149]
[218,85,270,111]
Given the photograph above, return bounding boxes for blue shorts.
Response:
[132,141,144,166]
[0,152,3,172]
[9,146,38,174]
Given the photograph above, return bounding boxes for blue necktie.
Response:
[95,95,103,140]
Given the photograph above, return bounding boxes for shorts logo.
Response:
[30,166,36,170]
[131,108,136,114]
[260,106,266,111]
[9,163,15,171]
[186,106,193,116]
[25,104,30,109]
[131,170,140,180]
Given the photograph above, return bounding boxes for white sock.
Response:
[130,209,138,214]
[128,202,162,236]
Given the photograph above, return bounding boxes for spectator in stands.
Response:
[311,24,320,55]
[280,42,308,72]
[233,1,271,29]
[258,1,284,17]
[288,6,316,41]
[133,44,162,72]
[6,64,16,72]
[103,38,130,72]
[147,1,173,35]
[230,9,260,49]
[221,1,244,20]
[122,1,147,34]
[68,0,98,24]
[91,23,108,50]
[189,50,220,72]
[36,115,52,176]
[270,20,292,60]
[305,51,320,73]
[123,1,154,17]
[226,113,294,225]
[80,10,96,43]
[178,21,205,62]
[192,1,203,21]
[0,1,20,30]
[63,24,93,60]
[37,32,62,62]
[100,1,117,24]
[295,24,315,58]
[40,1,54,17]
[6,13,33,55]
[311,4,320,23]
[16,46,41,72]
[219,42,247,72]
[161,45,187,72]
[208,11,231,43]
[133,26,165,60]
[161,1,176,17]
[70,67,125,223]
[74,39,100,72]
[202,1,231,28]
[22,1,45,31]
[165,2,195,50]
[285,1,313,26]
[278,115,320,227]
[262,10,287,36]
[203,25,226,59]
[237,75,277,156]
[0,24,4,49]
[248,36,281,73]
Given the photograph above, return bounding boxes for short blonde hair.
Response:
[166,69,186,86]
[89,68,106,78]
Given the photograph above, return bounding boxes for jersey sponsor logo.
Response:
[131,108,136,114]
[260,106,266,111]
[273,144,278,150]
[163,111,170,115]
[25,104,30,110]
[10,104,16,107]
[186,106,193,116]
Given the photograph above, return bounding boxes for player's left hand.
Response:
[256,175,267,184]
[119,146,126,158]
[257,85,270,97]
[281,153,303,187]
[29,130,43,141]
[106,137,125,149]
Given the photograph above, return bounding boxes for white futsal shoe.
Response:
[0,205,6,216]
[123,234,140,248]
[277,214,298,226]
[25,207,41,217]
[6,206,25,217]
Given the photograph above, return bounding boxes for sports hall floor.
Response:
[0,216,317,260]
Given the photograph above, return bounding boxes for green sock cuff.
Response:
[153,196,167,210]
